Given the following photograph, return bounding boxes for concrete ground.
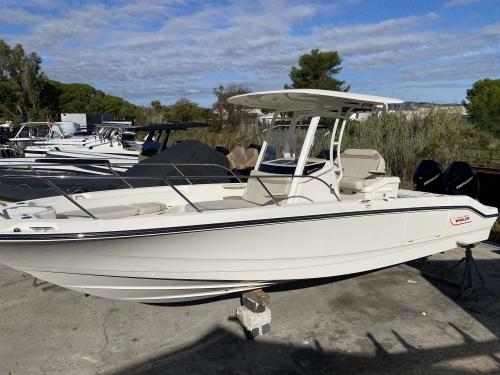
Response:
[1,242,500,375]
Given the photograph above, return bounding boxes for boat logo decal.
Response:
[450,215,471,225]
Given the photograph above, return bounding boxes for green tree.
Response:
[39,79,63,120]
[151,100,162,112]
[49,81,139,120]
[138,99,209,124]
[0,79,19,120]
[169,98,201,122]
[148,100,169,123]
[285,49,349,91]
[465,78,500,133]
[0,39,46,122]
[55,82,96,112]
[212,84,251,130]
[118,102,138,120]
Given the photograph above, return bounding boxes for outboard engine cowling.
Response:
[442,161,479,199]
[413,159,444,193]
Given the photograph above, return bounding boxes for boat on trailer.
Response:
[0,89,496,303]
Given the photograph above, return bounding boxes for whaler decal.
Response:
[450,215,471,226]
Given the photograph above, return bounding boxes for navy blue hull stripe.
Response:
[0,205,496,242]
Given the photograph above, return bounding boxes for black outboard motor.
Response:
[413,159,444,193]
[442,161,479,199]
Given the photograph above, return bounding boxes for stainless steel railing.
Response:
[0,170,335,219]
[1,162,244,184]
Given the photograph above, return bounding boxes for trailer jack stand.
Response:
[446,244,486,298]
[400,243,487,298]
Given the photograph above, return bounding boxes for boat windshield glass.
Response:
[17,125,50,139]
[258,117,333,175]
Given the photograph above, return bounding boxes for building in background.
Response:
[61,113,114,134]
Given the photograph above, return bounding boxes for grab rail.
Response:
[0,162,244,184]
[0,173,336,218]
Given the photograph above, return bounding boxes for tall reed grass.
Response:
[167,124,262,151]
[343,110,463,188]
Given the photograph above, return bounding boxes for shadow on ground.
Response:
[407,250,500,337]
[106,246,500,375]
[108,324,500,375]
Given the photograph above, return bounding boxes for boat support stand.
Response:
[446,244,487,298]
[401,243,487,298]
[236,289,272,339]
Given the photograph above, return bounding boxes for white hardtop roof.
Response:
[228,89,402,113]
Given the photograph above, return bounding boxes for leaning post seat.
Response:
[339,149,399,198]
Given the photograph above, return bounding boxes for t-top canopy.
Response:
[228,89,402,114]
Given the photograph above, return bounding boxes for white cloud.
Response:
[0,0,498,105]
[444,0,479,7]
[400,50,500,81]
[0,8,42,25]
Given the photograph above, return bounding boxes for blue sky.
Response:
[1,0,499,107]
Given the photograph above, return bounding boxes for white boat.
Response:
[0,89,496,303]
[0,122,147,176]
[0,122,211,175]
[7,121,80,151]
[23,123,140,158]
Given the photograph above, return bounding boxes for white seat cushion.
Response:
[130,202,167,214]
[3,205,57,220]
[63,202,166,219]
[184,198,259,212]
[64,205,140,219]
[339,176,378,190]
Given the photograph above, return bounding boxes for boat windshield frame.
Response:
[14,122,65,140]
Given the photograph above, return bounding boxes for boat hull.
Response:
[0,201,495,302]
[29,272,273,303]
